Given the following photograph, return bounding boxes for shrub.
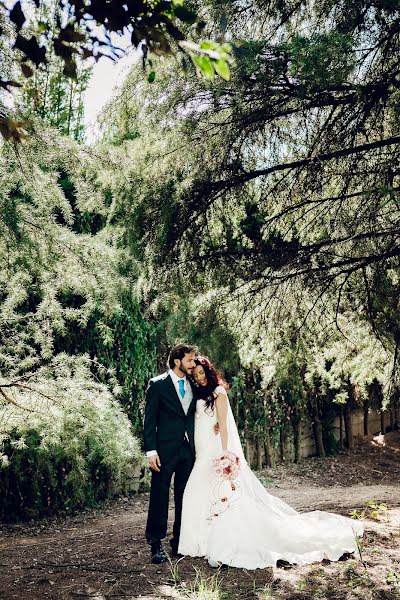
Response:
[0,354,143,521]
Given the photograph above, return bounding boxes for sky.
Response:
[83,35,140,144]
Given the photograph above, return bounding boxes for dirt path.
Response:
[1,433,400,600]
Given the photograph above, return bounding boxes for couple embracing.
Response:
[144,343,363,569]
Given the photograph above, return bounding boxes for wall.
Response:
[244,407,388,467]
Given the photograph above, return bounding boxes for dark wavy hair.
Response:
[194,356,229,411]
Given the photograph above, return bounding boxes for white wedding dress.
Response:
[178,386,364,569]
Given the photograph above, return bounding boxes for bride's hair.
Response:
[195,356,229,411]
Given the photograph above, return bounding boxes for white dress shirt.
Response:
[146,369,193,457]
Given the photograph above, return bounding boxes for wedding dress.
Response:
[178,386,364,569]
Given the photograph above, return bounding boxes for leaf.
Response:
[0,117,30,142]
[200,41,219,51]
[162,15,185,41]
[221,42,233,53]
[193,55,214,80]
[148,71,156,83]
[21,63,34,78]
[213,59,230,81]
[37,21,48,33]
[63,58,77,79]
[0,79,22,90]
[9,1,25,31]
[93,52,106,62]
[60,26,86,43]
[174,6,197,25]
[14,34,46,67]
[81,48,94,60]
[220,12,228,32]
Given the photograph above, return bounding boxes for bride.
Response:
[178,356,364,569]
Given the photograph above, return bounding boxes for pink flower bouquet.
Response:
[209,451,241,519]
[212,451,240,483]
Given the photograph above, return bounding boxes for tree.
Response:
[100,1,399,384]
[0,120,157,437]
[20,56,91,141]
[0,0,234,140]
[110,0,399,301]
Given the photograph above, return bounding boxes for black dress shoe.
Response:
[169,538,183,558]
[150,542,167,564]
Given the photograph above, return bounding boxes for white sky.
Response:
[83,32,140,144]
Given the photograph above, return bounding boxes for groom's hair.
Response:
[168,343,197,368]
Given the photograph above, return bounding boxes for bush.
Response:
[0,355,144,521]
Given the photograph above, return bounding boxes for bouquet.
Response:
[209,451,241,519]
[212,451,240,485]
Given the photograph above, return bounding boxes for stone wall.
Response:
[111,463,142,497]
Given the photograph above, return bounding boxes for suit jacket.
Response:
[143,372,197,464]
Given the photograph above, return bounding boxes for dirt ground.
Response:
[1,432,400,600]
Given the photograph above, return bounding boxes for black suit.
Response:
[144,372,196,545]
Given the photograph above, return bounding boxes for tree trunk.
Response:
[344,403,354,449]
[363,398,369,436]
[245,435,252,465]
[310,396,325,457]
[381,410,385,434]
[280,425,285,461]
[264,423,275,468]
[293,419,302,463]
[339,405,344,449]
[389,399,394,430]
[67,78,74,136]
[256,437,263,471]
[394,392,399,429]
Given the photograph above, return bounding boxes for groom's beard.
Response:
[180,365,193,377]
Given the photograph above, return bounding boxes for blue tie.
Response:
[178,379,185,398]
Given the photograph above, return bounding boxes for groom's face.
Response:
[176,352,196,375]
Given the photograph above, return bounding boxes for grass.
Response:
[177,567,226,600]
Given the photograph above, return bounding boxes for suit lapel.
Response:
[163,374,185,417]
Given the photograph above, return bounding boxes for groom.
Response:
[144,343,198,564]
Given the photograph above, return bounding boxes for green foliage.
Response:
[0,354,143,521]
[284,32,355,90]
[19,60,91,142]
[106,1,400,411]
[1,0,234,142]
[187,41,233,81]
[54,293,158,433]
[0,117,158,519]
[2,0,400,495]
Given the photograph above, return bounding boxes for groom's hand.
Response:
[148,454,161,472]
